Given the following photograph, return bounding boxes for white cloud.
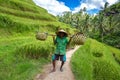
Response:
[33,0,70,16]
[72,3,97,13]
[106,0,118,5]
[72,0,119,13]
[33,0,119,15]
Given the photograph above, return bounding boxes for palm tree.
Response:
[96,2,109,42]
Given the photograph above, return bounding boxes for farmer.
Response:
[52,29,72,72]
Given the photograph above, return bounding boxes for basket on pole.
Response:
[71,32,86,45]
[36,32,48,41]
[35,31,86,45]
[35,32,56,41]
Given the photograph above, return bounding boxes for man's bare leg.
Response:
[60,61,65,72]
[52,60,56,72]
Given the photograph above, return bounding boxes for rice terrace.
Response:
[0,0,120,80]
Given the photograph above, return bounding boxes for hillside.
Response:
[71,39,120,80]
[0,0,71,37]
[0,0,72,80]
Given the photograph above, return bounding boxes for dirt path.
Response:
[35,46,80,80]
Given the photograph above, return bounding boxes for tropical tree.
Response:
[57,1,120,48]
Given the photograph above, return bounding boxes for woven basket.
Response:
[36,32,47,41]
[71,32,86,45]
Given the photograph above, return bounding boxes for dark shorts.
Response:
[52,54,66,62]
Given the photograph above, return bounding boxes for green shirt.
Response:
[54,36,68,55]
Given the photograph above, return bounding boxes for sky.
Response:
[33,0,119,16]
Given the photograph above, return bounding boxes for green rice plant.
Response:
[0,0,47,13]
[71,38,120,80]
[0,0,73,79]
[91,39,120,80]
[0,36,53,80]
[0,14,34,33]
[0,11,71,34]
[112,53,120,65]
[71,39,93,80]
[0,13,54,33]
[0,6,56,21]
[0,14,13,28]
[92,52,103,57]
[16,40,55,59]
[90,41,104,58]
[107,46,120,65]
[93,59,120,80]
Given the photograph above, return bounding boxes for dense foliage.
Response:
[57,2,120,49]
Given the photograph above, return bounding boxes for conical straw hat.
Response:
[56,29,68,37]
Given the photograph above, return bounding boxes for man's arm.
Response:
[66,37,72,49]
[68,37,72,45]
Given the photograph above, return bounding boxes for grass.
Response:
[0,6,56,21]
[0,0,47,13]
[0,0,72,35]
[71,39,120,80]
[107,46,120,65]
[71,39,93,80]
[0,35,54,80]
[0,13,71,35]
[0,0,74,80]
[16,38,55,59]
